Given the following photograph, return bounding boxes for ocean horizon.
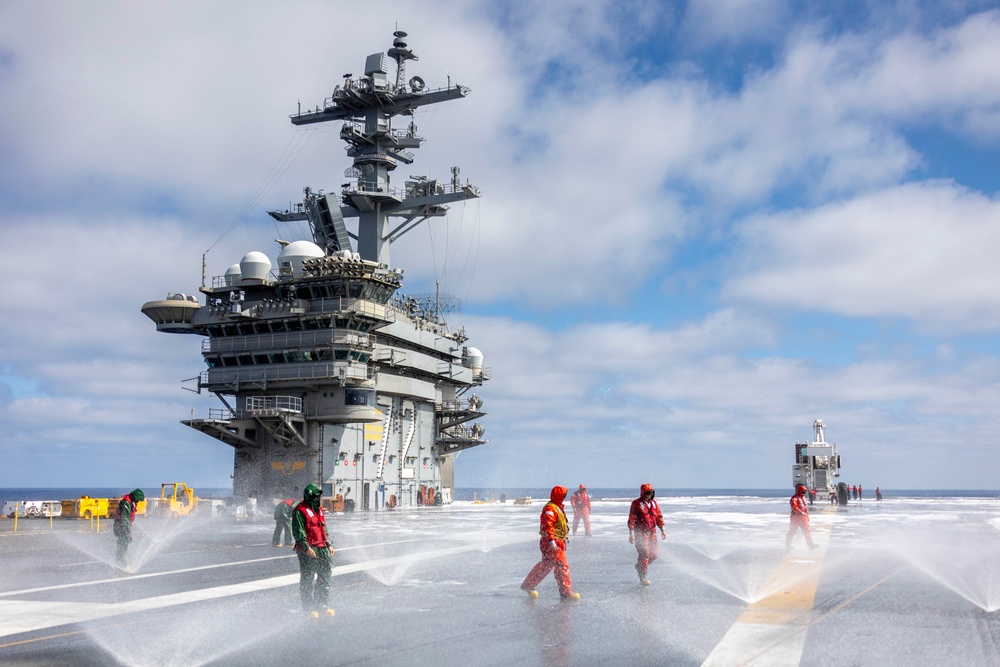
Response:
[2,486,997,504]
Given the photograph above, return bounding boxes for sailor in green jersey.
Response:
[113,488,144,571]
[292,484,335,616]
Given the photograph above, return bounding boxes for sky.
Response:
[2,0,1000,491]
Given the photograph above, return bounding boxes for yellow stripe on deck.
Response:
[701,508,835,667]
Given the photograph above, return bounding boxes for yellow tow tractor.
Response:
[156,483,199,518]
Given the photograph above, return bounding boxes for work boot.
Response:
[561,592,581,601]
[521,583,539,598]
[323,608,335,618]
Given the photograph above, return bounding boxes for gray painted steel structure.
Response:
[142,31,488,509]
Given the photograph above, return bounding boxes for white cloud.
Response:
[1,2,1000,491]
[725,181,1000,333]
[683,0,793,47]
[455,312,1000,489]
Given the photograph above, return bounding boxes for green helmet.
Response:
[131,489,145,502]
[303,484,322,502]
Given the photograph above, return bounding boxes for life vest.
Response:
[294,502,329,548]
[539,501,569,541]
[790,494,809,517]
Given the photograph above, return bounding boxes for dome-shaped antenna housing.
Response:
[224,263,242,287]
[278,240,324,278]
[239,251,271,282]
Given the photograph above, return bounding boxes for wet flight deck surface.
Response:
[1,495,998,666]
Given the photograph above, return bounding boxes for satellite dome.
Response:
[239,251,271,282]
[224,263,241,286]
[463,347,484,376]
[278,240,324,278]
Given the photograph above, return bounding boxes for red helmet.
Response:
[796,484,807,494]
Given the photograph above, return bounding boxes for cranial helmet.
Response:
[796,484,807,494]
[131,489,145,502]
[303,484,322,502]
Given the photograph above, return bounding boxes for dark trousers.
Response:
[272,519,292,545]
[115,534,131,566]
[297,547,332,611]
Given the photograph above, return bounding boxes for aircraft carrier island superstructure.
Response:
[142,31,489,509]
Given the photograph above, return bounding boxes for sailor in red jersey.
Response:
[627,484,666,585]
[521,486,579,600]
[292,484,335,616]
[570,484,592,536]
[786,484,818,550]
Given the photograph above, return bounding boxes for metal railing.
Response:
[246,395,302,413]
[203,330,374,353]
[202,362,375,388]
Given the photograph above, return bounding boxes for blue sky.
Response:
[1,0,999,491]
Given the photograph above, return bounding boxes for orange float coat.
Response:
[570,485,592,536]
[786,487,816,548]
[628,483,665,577]
[521,486,574,598]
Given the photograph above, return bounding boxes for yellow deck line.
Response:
[701,506,835,667]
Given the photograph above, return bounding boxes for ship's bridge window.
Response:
[345,388,375,406]
[335,350,348,361]
[349,283,363,298]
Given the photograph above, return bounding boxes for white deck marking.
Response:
[0,537,527,639]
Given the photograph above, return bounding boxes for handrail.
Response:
[201,362,375,388]
[202,329,374,353]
